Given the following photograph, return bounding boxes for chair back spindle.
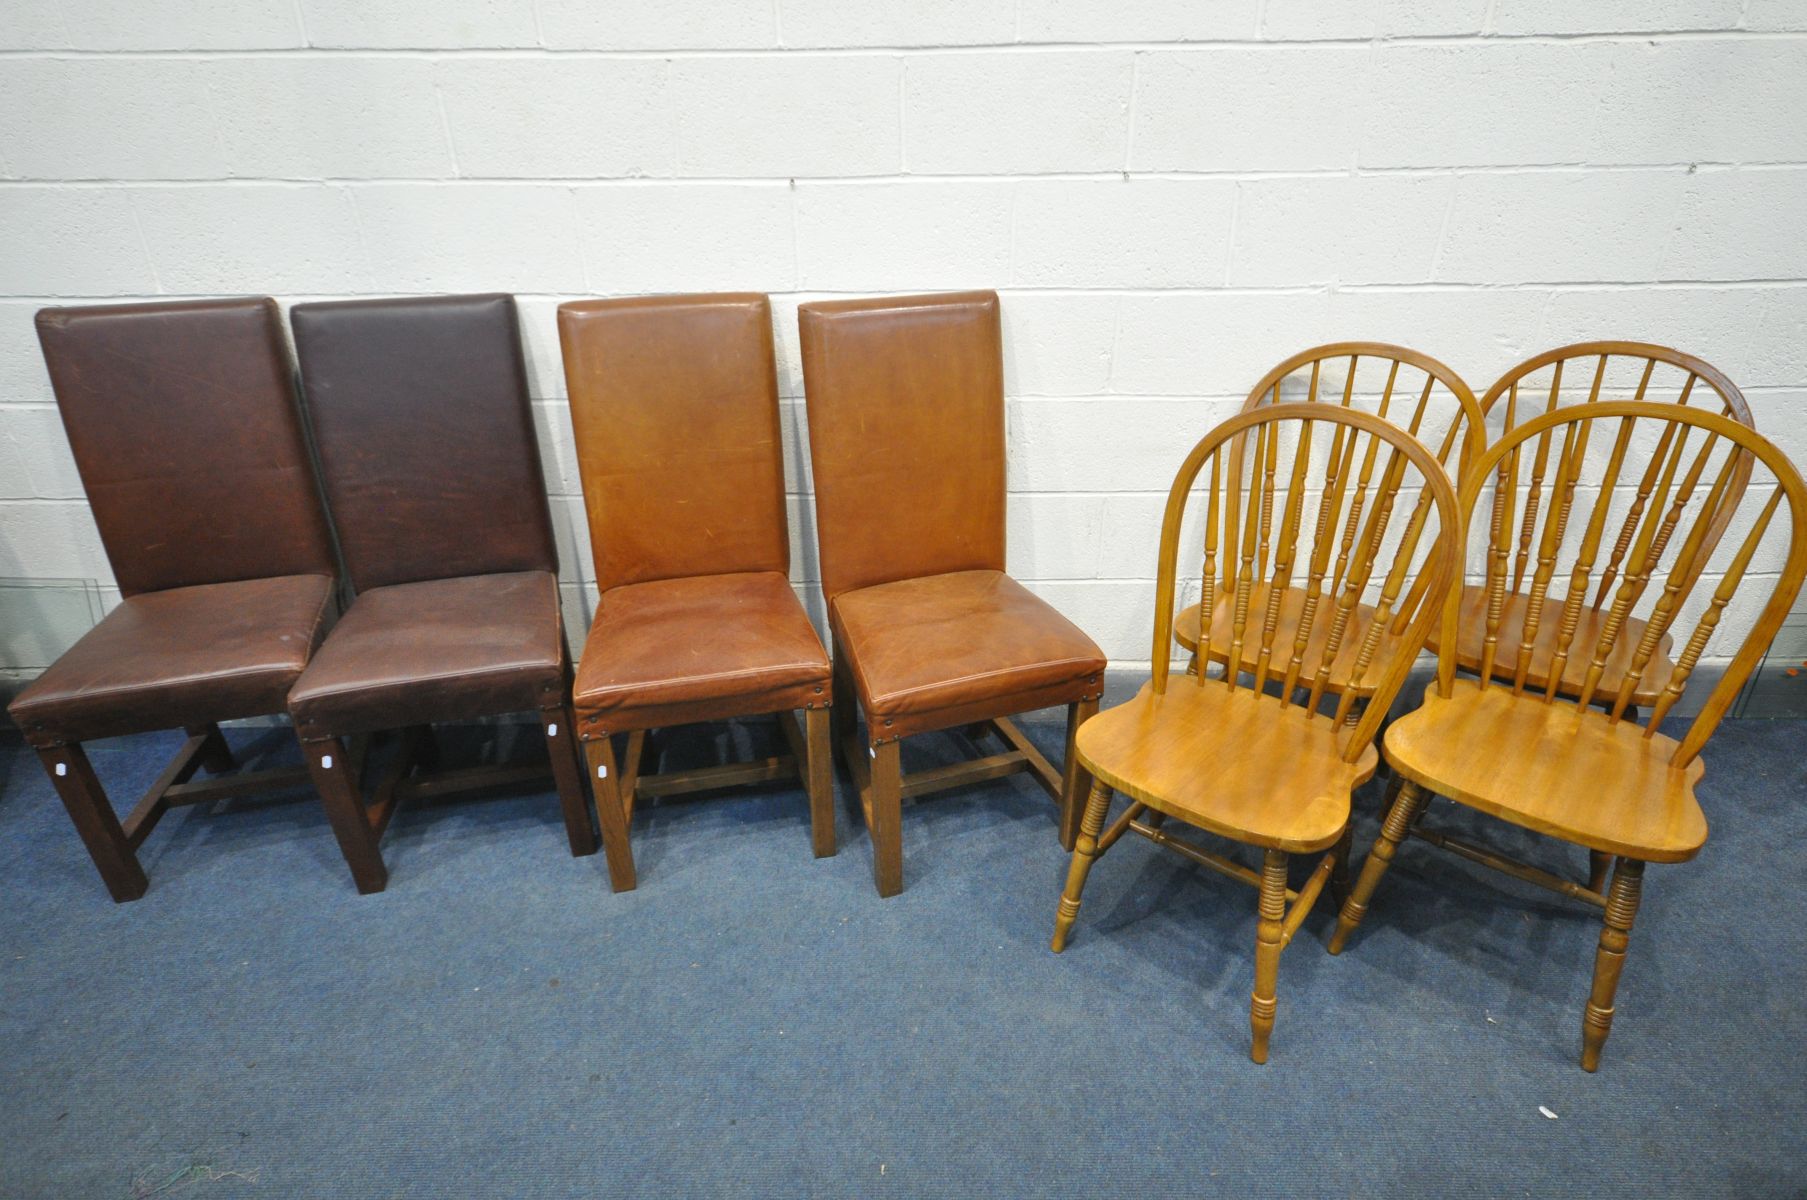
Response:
[1157,405,1460,759]
[1441,402,1807,770]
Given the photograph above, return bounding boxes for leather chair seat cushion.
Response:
[830,569,1105,741]
[572,571,831,737]
[8,574,336,747]
[288,571,565,739]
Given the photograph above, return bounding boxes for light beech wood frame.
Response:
[1052,404,1461,1062]
[1330,400,1807,1071]
[1172,344,1482,709]
[1436,342,1757,708]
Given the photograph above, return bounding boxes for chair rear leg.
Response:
[869,740,903,897]
[38,743,148,903]
[1250,848,1288,1064]
[1328,779,1429,954]
[1582,857,1645,1072]
[185,723,236,775]
[1329,824,1354,909]
[542,706,596,858]
[805,707,836,859]
[1051,778,1114,952]
[305,736,388,895]
[410,724,441,773]
[831,650,858,767]
[581,735,637,893]
[1587,850,1612,894]
[1057,697,1098,851]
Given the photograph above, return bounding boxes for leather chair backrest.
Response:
[798,290,1006,600]
[558,293,790,592]
[290,293,558,592]
[35,297,337,597]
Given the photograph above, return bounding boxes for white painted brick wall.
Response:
[1,0,1803,675]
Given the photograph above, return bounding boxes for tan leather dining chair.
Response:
[9,298,339,901]
[559,293,835,892]
[285,294,593,894]
[798,290,1106,897]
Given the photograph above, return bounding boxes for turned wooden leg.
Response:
[1329,779,1430,954]
[806,707,836,859]
[185,723,236,775]
[869,739,903,898]
[542,706,596,858]
[1051,778,1114,952]
[1581,857,1645,1072]
[37,743,148,903]
[1587,850,1612,895]
[305,736,387,895]
[1250,848,1289,1064]
[581,735,637,893]
[1057,697,1099,851]
[1330,823,1354,909]
[1184,652,1199,676]
[1377,771,1403,814]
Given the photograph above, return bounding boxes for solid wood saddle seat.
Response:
[1076,680,1379,854]
[1171,584,1397,697]
[1384,679,1707,863]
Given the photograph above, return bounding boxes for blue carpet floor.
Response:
[0,713,1803,1198]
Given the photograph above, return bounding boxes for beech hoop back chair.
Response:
[1172,344,1481,714]
[1330,400,1807,1071]
[1054,404,1460,1062]
[1440,342,1756,709]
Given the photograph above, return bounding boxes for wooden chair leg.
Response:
[1184,652,1198,676]
[869,739,903,898]
[542,706,597,858]
[1329,823,1354,909]
[1250,848,1288,1064]
[1051,777,1114,952]
[1376,771,1403,814]
[1587,850,1612,895]
[1581,857,1645,1072]
[37,743,149,903]
[1328,779,1430,954]
[185,723,236,775]
[410,724,441,773]
[831,649,858,762]
[305,736,388,895]
[581,736,637,893]
[805,707,836,859]
[1057,697,1099,851]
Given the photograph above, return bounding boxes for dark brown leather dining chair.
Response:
[798,290,1107,897]
[558,293,835,893]
[9,298,339,902]
[286,293,594,894]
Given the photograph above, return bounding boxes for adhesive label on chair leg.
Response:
[321,754,333,769]
[55,762,66,777]
[597,764,608,779]
[548,723,558,737]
